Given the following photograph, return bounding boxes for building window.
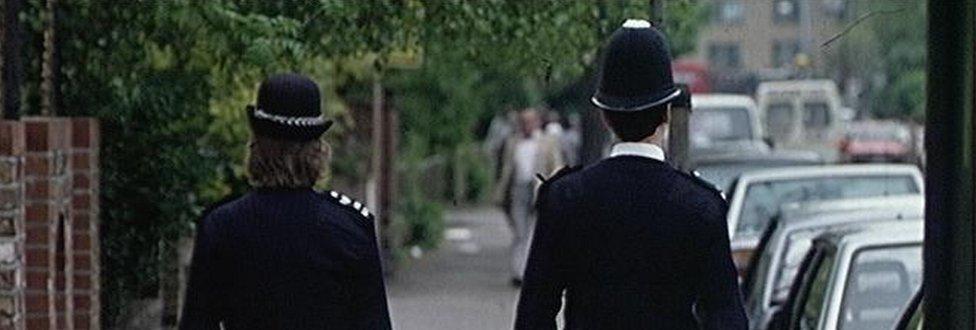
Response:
[708,43,741,69]
[712,0,745,24]
[772,39,801,68]
[822,0,847,20]
[773,0,800,23]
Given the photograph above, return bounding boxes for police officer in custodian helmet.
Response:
[515,20,747,329]
[180,74,392,329]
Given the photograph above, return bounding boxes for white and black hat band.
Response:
[252,108,328,127]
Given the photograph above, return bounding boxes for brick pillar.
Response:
[23,118,73,330]
[0,120,27,330]
[69,119,98,330]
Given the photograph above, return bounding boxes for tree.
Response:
[827,0,926,120]
[16,0,708,325]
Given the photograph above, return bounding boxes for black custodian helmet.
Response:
[591,19,681,112]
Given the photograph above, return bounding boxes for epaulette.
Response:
[535,165,582,207]
[321,190,374,222]
[536,165,582,188]
[678,170,727,201]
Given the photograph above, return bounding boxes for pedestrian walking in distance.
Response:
[515,20,748,329]
[494,108,564,286]
[180,74,392,329]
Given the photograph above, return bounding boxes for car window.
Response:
[800,249,837,330]
[736,175,919,238]
[839,245,923,330]
[803,101,831,128]
[766,102,794,139]
[771,229,820,304]
[747,244,775,310]
[691,106,754,144]
[744,220,779,296]
[695,160,818,192]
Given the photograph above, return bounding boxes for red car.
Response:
[839,121,914,163]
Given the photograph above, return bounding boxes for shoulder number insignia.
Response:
[681,170,726,201]
[324,190,373,220]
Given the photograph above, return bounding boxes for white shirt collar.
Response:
[609,142,666,161]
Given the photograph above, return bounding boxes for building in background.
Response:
[692,0,848,93]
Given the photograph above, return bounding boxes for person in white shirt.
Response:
[494,108,564,285]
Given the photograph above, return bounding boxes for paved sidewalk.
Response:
[387,207,519,330]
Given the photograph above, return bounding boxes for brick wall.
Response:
[69,119,98,330]
[24,117,73,330]
[0,118,99,330]
[0,120,26,330]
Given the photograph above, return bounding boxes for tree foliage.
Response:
[16,0,706,325]
[827,0,926,120]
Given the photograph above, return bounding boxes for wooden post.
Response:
[371,79,396,271]
[371,80,383,220]
[649,0,663,26]
[579,0,610,166]
[668,84,692,171]
[452,147,465,204]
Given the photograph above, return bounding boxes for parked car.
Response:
[839,121,914,163]
[756,80,848,161]
[690,94,764,150]
[690,150,822,193]
[724,164,924,272]
[893,291,923,330]
[774,221,923,330]
[773,195,924,233]
[742,196,923,330]
[691,140,771,162]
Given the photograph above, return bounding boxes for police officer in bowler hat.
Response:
[180,74,392,329]
[515,20,748,329]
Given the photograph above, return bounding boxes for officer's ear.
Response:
[598,109,612,132]
[660,105,671,125]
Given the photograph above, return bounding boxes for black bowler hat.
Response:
[591,19,681,112]
[247,73,333,141]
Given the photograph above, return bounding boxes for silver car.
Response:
[742,196,923,330]
[724,164,924,272]
[780,221,923,330]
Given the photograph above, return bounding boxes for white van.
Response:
[756,80,847,161]
[690,94,768,155]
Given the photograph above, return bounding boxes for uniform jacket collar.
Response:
[609,142,666,162]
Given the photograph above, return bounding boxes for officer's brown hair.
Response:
[247,136,331,188]
[601,104,669,142]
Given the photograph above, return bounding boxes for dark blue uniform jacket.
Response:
[515,156,748,329]
[179,188,391,330]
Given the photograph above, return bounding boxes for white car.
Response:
[724,164,924,271]
[781,221,923,330]
[743,196,923,330]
